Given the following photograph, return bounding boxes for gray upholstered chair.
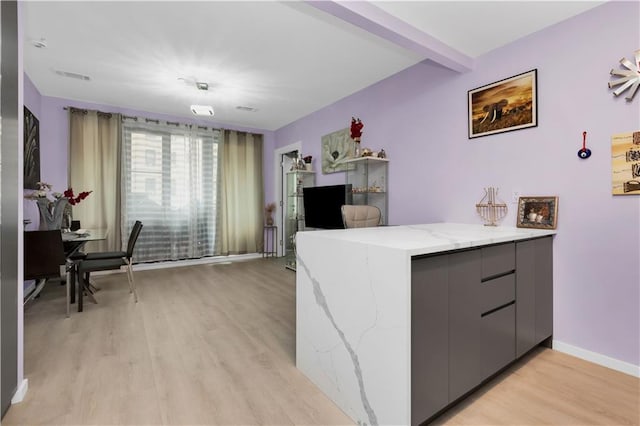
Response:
[341,205,382,228]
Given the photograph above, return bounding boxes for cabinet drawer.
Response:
[479,273,515,315]
[480,304,516,380]
[481,243,515,279]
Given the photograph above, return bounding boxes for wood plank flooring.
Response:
[3,258,639,425]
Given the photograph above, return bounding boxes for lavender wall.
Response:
[22,81,275,229]
[275,1,640,367]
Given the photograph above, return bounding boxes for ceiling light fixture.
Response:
[195,82,209,91]
[190,105,214,116]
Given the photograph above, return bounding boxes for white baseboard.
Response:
[90,253,263,276]
[133,253,262,272]
[11,378,28,404]
[553,340,640,378]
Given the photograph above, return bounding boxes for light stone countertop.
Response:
[298,222,556,256]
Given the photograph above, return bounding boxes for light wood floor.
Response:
[3,258,639,425]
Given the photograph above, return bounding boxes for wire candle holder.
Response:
[476,187,508,226]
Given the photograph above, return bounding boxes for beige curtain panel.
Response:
[217,130,264,255]
[69,108,121,252]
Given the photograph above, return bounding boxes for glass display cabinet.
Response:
[344,157,389,225]
[285,170,315,271]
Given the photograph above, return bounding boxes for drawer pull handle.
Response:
[481,269,515,283]
[481,300,515,317]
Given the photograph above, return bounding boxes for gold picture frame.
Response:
[468,69,538,139]
[516,196,558,229]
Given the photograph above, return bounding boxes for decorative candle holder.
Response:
[476,187,508,226]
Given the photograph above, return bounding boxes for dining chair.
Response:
[341,205,382,229]
[24,230,67,312]
[75,221,143,311]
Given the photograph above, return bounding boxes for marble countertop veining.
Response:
[298,222,556,256]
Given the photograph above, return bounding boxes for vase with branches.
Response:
[25,182,92,230]
[265,202,277,226]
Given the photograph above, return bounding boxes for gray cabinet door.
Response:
[515,236,554,357]
[411,255,449,425]
[535,237,553,344]
[448,249,483,402]
[516,240,537,357]
[480,304,516,379]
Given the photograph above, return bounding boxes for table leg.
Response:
[78,271,83,312]
[69,264,76,304]
[66,262,71,317]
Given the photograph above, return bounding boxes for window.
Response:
[122,121,220,262]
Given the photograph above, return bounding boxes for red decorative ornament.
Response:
[350,117,364,142]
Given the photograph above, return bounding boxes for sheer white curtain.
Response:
[121,118,220,262]
[217,130,263,255]
[69,109,121,252]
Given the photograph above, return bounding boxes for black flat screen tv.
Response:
[303,184,353,229]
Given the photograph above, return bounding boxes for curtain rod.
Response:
[63,106,112,118]
[65,106,260,135]
[120,114,220,132]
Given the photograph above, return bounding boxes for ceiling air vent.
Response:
[236,106,258,112]
[53,69,91,81]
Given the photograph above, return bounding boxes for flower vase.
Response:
[354,141,361,157]
[36,197,68,230]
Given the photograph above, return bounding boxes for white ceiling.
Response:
[23,1,604,131]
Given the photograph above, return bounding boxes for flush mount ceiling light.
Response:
[195,82,209,91]
[190,105,214,116]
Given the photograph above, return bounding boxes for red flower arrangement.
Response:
[63,188,93,206]
[350,117,364,142]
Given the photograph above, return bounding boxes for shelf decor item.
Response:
[475,187,507,226]
[303,155,313,171]
[350,117,364,157]
[468,69,538,139]
[516,196,558,229]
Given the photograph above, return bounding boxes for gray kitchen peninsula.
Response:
[296,223,555,425]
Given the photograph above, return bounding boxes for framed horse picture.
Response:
[468,69,538,139]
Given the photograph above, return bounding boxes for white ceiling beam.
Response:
[306,1,474,73]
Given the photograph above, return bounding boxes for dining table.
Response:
[62,229,108,315]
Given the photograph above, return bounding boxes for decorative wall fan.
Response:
[608,49,640,102]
